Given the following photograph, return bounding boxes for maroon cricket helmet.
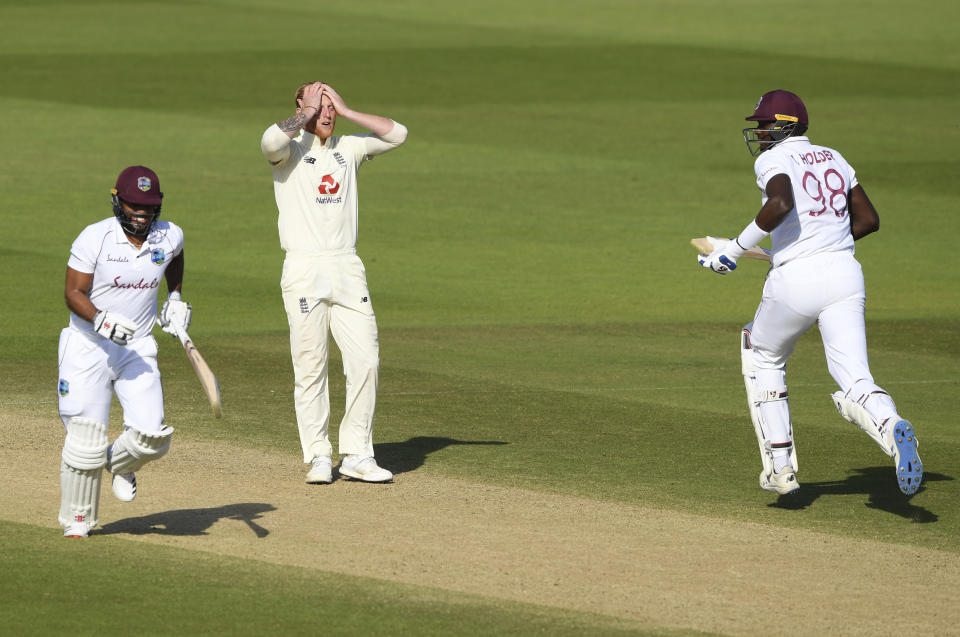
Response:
[112,165,163,206]
[745,89,808,125]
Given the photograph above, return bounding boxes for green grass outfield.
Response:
[1,0,958,634]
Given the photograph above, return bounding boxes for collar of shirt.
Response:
[778,136,810,147]
[298,129,333,150]
[111,217,151,255]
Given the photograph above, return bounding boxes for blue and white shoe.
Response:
[891,420,922,495]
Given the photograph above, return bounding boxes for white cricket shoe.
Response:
[759,465,800,495]
[305,456,333,484]
[63,521,91,538]
[890,420,923,495]
[339,455,393,482]
[112,472,137,502]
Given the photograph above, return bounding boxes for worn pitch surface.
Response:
[4,414,958,636]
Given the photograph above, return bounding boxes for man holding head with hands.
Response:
[261,82,407,484]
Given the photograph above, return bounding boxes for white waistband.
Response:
[285,248,357,257]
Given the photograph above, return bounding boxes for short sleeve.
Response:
[67,228,97,273]
[753,152,789,191]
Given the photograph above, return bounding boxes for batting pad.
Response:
[741,326,798,474]
[59,417,109,528]
[831,391,895,457]
[107,425,174,475]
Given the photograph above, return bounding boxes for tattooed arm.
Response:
[261,83,324,166]
[280,82,323,139]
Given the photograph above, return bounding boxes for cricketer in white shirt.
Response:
[698,89,922,497]
[261,81,407,482]
[66,218,184,340]
[754,136,858,267]
[58,164,189,538]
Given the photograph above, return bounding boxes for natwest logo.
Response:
[318,175,340,195]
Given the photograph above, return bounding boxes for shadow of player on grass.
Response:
[767,467,951,522]
[98,503,276,538]
[373,436,508,476]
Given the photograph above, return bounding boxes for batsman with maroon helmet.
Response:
[57,165,193,538]
[261,82,407,484]
[696,90,923,497]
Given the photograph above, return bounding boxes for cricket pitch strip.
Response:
[2,408,958,636]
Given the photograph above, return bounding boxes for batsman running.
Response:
[697,90,923,497]
[261,81,407,484]
[57,166,193,538]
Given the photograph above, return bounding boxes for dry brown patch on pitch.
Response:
[3,410,959,636]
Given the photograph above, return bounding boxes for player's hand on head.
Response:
[320,83,346,112]
[158,295,192,337]
[93,310,136,346]
[301,82,323,110]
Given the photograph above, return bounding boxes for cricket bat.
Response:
[172,325,222,418]
[691,237,771,262]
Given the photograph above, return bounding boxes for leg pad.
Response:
[59,417,109,529]
[831,391,895,457]
[742,326,798,475]
[107,425,174,475]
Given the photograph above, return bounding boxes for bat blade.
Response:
[690,237,772,262]
[173,326,222,418]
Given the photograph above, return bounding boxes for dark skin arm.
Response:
[754,173,794,232]
[164,251,184,295]
[847,184,880,239]
[753,175,878,240]
[64,268,98,322]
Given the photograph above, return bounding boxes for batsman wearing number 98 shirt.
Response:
[698,90,923,497]
[57,165,193,538]
[261,81,407,484]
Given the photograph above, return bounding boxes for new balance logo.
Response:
[303,156,316,164]
[299,297,309,313]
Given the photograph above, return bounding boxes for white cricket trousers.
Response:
[748,250,875,389]
[281,251,379,463]
[57,327,165,432]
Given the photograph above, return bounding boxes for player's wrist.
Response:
[734,220,769,255]
[168,291,182,302]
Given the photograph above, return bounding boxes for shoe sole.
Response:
[761,483,800,496]
[892,420,923,495]
[339,469,392,483]
[305,476,333,484]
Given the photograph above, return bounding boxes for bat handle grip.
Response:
[171,323,192,348]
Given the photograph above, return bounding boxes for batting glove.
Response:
[158,293,192,337]
[93,310,137,346]
[698,237,746,275]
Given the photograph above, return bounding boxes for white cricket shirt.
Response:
[67,217,184,339]
[754,136,858,267]
[261,123,406,253]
